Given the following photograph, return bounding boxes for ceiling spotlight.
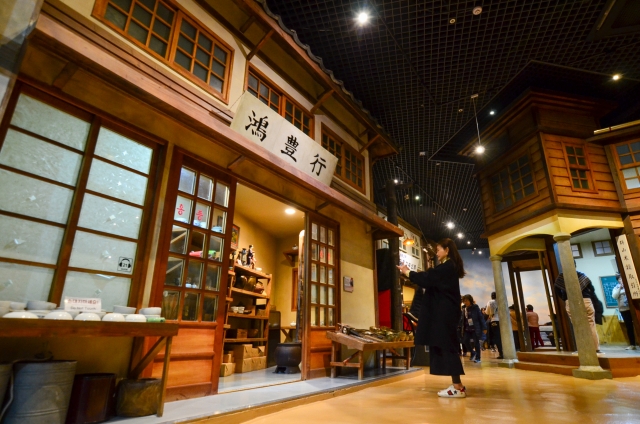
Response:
[472,6,482,15]
[449,18,456,24]
[394,179,398,184]
[457,233,464,239]
[475,145,485,154]
[446,222,454,229]
[478,250,483,254]
[404,194,410,200]
[467,241,471,244]
[489,110,496,115]
[357,12,370,25]
[285,208,296,215]
[612,74,621,81]
[419,151,426,156]
[436,162,441,166]
[415,195,420,200]
[458,108,463,113]
[463,208,468,212]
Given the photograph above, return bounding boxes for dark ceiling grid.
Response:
[265,0,640,248]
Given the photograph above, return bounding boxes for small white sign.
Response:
[64,296,102,312]
[400,251,419,272]
[616,234,640,300]
[231,92,339,186]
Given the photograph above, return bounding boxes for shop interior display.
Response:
[0,300,166,322]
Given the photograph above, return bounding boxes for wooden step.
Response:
[517,352,580,367]
[515,361,576,376]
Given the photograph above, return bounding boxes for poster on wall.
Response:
[343,276,354,293]
[231,92,338,186]
[599,275,618,308]
[615,235,640,300]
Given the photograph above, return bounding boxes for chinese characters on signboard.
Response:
[400,251,419,272]
[615,235,640,300]
[231,92,338,186]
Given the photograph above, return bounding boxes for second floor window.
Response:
[615,141,640,190]
[322,127,365,193]
[491,154,535,212]
[565,145,592,190]
[95,0,232,101]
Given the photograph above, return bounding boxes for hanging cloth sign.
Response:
[616,234,640,300]
[231,92,338,186]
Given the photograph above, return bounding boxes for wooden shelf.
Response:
[226,296,234,302]
[0,319,179,338]
[231,287,268,299]
[234,264,271,279]
[283,249,299,265]
[228,313,268,320]
[224,337,267,343]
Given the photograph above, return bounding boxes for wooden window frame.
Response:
[571,243,583,259]
[321,124,366,194]
[92,0,234,103]
[244,65,314,138]
[592,240,614,257]
[612,139,640,193]
[562,142,597,193]
[489,152,537,214]
[0,83,161,308]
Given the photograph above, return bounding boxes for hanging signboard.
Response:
[615,234,640,300]
[231,92,338,186]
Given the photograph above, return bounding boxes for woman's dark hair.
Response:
[437,238,466,278]
[462,294,474,304]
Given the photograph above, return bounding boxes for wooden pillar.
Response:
[490,255,517,366]
[515,269,532,352]
[538,252,561,352]
[545,237,575,352]
[554,234,611,379]
[507,261,526,352]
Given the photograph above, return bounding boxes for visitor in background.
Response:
[461,294,487,363]
[398,238,467,398]
[554,266,602,353]
[526,305,544,348]
[509,305,520,351]
[613,273,637,350]
[486,292,504,359]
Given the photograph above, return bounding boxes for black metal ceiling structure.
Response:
[263,0,640,248]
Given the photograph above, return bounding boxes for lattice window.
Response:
[490,155,535,212]
[247,71,281,112]
[284,98,311,136]
[615,141,640,190]
[592,240,613,256]
[322,127,365,193]
[571,244,582,258]
[565,145,592,190]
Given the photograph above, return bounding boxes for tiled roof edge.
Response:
[255,0,394,140]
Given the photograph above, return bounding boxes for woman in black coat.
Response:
[461,294,487,363]
[398,238,467,398]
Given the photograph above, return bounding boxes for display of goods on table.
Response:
[336,323,414,343]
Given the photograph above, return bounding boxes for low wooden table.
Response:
[326,331,414,380]
[280,325,297,342]
[0,319,179,417]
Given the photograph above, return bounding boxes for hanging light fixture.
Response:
[471,94,484,154]
[403,238,415,247]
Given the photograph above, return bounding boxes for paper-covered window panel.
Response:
[77,193,143,239]
[86,159,149,205]
[0,169,74,224]
[0,262,55,303]
[0,215,64,265]
[94,128,153,174]
[68,231,138,274]
[61,271,131,311]
[0,129,83,186]
[11,94,90,151]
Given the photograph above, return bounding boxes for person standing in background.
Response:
[613,273,638,350]
[486,292,504,359]
[526,305,544,348]
[461,294,487,363]
[509,305,520,351]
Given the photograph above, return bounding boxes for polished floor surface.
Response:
[218,366,301,393]
[244,365,640,424]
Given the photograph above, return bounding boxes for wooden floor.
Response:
[242,363,640,424]
[516,347,640,377]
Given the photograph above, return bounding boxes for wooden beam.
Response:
[239,16,255,33]
[359,134,380,154]
[358,128,369,138]
[310,89,333,114]
[227,155,246,170]
[316,201,330,211]
[246,29,274,62]
[52,61,78,89]
[129,337,167,378]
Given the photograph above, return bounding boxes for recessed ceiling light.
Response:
[446,222,454,229]
[357,12,370,25]
[490,110,496,115]
[473,6,482,15]
[475,145,485,154]
[467,241,471,244]
[463,208,468,212]
[612,74,621,81]
[419,151,426,156]
[285,208,295,215]
[415,195,420,200]
[436,162,441,166]
[457,233,464,239]
[449,18,456,24]
[478,250,482,254]
[458,108,464,113]
[394,179,398,184]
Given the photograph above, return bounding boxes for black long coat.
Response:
[409,260,461,350]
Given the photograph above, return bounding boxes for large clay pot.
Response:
[274,342,302,374]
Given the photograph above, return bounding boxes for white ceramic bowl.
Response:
[75,312,101,321]
[44,311,73,320]
[10,302,26,311]
[27,300,56,311]
[138,307,161,316]
[3,311,38,319]
[102,313,125,322]
[29,310,52,319]
[113,305,136,314]
[125,314,147,323]
[55,308,79,318]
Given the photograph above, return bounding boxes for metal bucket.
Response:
[3,360,77,424]
[0,363,11,406]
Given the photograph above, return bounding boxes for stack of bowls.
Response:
[26,300,57,318]
[139,307,162,322]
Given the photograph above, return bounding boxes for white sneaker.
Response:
[437,385,466,398]
[625,345,637,350]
